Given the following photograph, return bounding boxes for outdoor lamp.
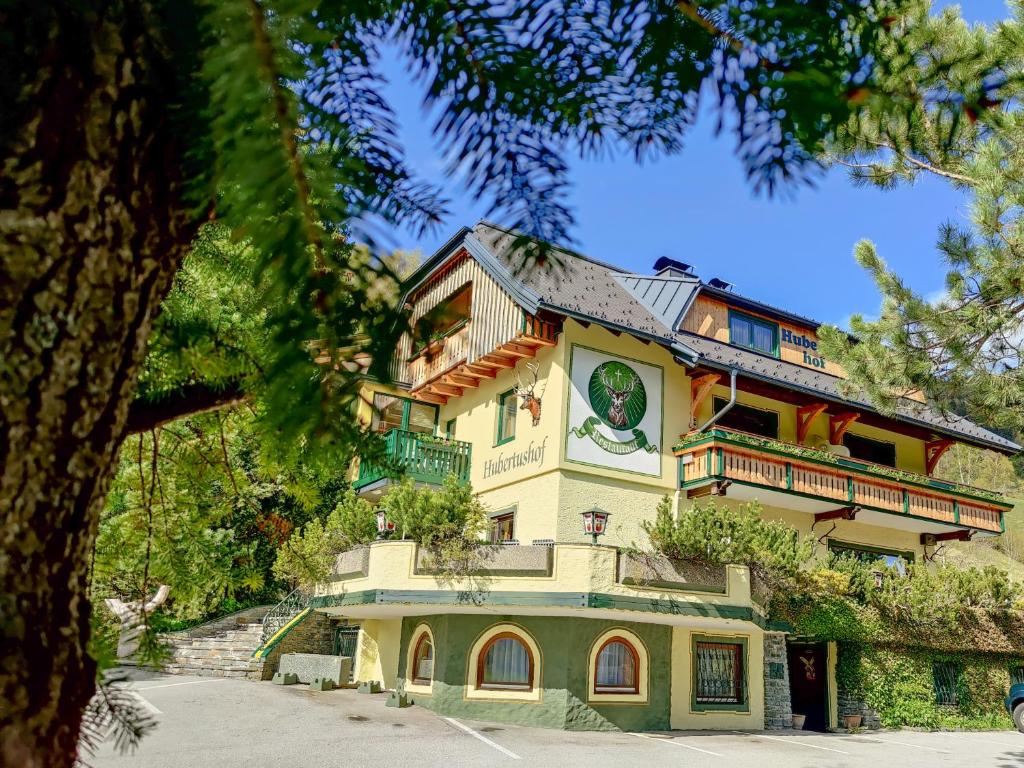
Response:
[376,510,395,539]
[581,508,610,545]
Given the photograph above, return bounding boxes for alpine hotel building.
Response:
[313,222,1018,732]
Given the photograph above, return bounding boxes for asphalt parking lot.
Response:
[91,671,1024,768]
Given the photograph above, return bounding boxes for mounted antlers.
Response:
[514,361,545,426]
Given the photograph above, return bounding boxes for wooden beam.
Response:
[797,403,828,444]
[415,391,447,405]
[922,530,972,544]
[516,334,557,348]
[829,412,860,445]
[814,506,859,525]
[925,438,955,476]
[481,354,515,369]
[464,363,497,378]
[445,373,479,388]
[689,373,722,430]
[500,342,535,358]
[430,382,463,397]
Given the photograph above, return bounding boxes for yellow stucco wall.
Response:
[669,626,766,730]
[353,618,402,689]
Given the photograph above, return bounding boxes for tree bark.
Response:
[0,4,199,765]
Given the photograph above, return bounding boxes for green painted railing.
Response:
[354,428,472,490]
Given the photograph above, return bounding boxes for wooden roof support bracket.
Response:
[921,530,972,545]
[813,506,859,526]
[416,391,447,405]
[689,373,722,430]
[797,403,828,444]
[925,438,955,476]
[829,412,860,445]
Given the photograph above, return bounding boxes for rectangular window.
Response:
[729,310,778,357]
[491,511,515,543]
[496,390,517,445]
[933,661,961,706]
[713,397,779,439]
[828,541,913,574]
[413,284,472,354]
[694,639,745,708]
[445,418,457,439]
[370,394,438,435]
[843,432,897,467]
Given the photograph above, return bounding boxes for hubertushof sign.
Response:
[483,437,548,479]
[781,328,827,370]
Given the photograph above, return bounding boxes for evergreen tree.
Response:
[0,1,973,763]
[819,5,1024,438]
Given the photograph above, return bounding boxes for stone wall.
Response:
[763,632,792,730]
[837,688,881,729]
[259,610,335,680]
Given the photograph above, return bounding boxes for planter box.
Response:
[617,552,728,594]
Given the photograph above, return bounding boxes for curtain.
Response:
[751,322,774,353]
[596,641,636,689]
[415,639,433,681]
[482,637,529,685]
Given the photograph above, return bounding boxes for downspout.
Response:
[697,368,738,433]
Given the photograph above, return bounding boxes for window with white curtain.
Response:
[729,311,778,357]
[594,639,638,693]
[412,634,434,684]
[478,634,532,690]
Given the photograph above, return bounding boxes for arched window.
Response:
[594,638,639,694]
[412,633,434,685]
[477,632,534,691]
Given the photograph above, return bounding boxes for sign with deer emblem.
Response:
[566,346,662,476]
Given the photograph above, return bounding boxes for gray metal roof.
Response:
[611,273,702,331]
[440,222,1019,453]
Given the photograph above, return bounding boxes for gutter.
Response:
[697,368,738,432]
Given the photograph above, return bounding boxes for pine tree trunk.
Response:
[0,4,199,765]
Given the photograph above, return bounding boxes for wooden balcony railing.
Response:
[407,322,471,392]
[675,428,1009,534]
[354,428,472,491]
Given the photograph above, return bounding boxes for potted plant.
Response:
[792,713,806,730]
[843,714,862,730]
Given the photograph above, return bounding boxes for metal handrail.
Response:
[259,587,310,648]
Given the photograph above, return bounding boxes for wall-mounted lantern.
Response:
[581,508,610,545]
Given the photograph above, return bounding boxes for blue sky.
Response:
[377,2,1010,327]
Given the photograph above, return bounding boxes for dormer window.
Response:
[728,310,778,357]
[413,284,472,354]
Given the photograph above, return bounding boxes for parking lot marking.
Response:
[851,736,948,753]
[957,736,1024,749]
[732,732,849,754]
[443,717,521,760]
[630,732,722,756]
[130,679,228,691]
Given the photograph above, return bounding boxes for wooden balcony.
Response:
[409,314,558,404]
[674,428,1009,536]
[353,428,472,498]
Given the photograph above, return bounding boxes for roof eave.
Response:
[694,356,1020,455]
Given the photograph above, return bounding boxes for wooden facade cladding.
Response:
[399,251,559,402]
[676,429,1008,534]
[680,295,849,379]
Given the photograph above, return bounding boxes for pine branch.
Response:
[125,382,248,435]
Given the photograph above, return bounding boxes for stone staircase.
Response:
[163,605,273,680]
